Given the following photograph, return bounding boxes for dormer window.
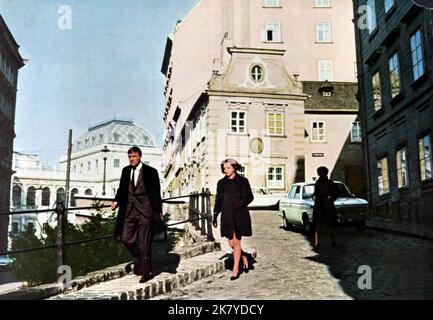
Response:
[113,133,120,142]
[128,134,135,143]
[250,65,264,82]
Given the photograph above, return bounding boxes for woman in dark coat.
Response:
[212,159,254,280]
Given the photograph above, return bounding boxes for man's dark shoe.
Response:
[133,262,141,275]
[139,274,153,283]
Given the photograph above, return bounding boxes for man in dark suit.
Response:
[111,146,163,283]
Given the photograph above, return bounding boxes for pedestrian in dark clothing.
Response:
[312,166,339,250]
[111,146,163,283]
[212,159,254,280]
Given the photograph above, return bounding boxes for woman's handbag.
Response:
[152,215,167,243]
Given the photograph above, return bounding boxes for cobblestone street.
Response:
[153,210,433,300]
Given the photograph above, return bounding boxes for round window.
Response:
[250,65,264,82]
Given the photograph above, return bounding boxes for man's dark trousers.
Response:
[121,170,154,276]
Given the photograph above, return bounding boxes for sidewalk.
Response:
[367,217,433,240]
[48,222,256,300]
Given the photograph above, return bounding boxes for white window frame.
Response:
[372,71,382,111]
[419,135,432,181]
[377,156,390,195]
[266,166,285,189]
[389,52,401,98]
[410,29,425,82]
[263,21,281,42]
[396,147,409,189]
[314,0,331,7]
[318,60,333,81]
[230,111,247,134]
[311,121,326,142]
[267,112,284,136]
[316,22,332,42]
[351,122,362,143]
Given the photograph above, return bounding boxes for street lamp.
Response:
[101,145,110,196]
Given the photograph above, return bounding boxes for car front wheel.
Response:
[282,212,291,230]
[303,214,313,234]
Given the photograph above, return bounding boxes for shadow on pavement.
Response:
[219,251,257,273]
[301,227,433,300]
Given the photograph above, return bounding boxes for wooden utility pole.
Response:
[57,129,72,279]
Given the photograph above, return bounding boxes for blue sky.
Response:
[1,0,198,166]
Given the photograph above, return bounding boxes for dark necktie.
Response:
[131,167,136,190]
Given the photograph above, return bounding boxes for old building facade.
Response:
[353,0,433,228]
[0,15,24,253]
[161,0,363,197]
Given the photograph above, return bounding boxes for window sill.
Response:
[349,140,362,144]
[420,178,433,190]
[368,27,379,42]
[398,186,410,193]
[263,6,282,8]
[390,92,404,106]
[262,41,284,44]
[372,107,384,119]
[313,6,332,9]
[310,141,327,144]
[228,133,250,137]
[410,73,428,90]
[315,41,333,44]
[384,5,397,21]
[263,134,287,138]
[378,193,391,199]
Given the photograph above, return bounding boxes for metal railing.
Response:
[0,189,213,279]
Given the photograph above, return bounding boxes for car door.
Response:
[281,185,296,222]
[287,185,303,225]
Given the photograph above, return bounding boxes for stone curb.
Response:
[49,258,226,300]
[49,249,258,300]
[0,241,220,300]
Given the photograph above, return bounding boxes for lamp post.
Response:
[101,145,110,196]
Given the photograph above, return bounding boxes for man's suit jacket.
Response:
[113,163,162,237]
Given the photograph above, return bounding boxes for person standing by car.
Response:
[212,159,254,280]
[312,166,339,250]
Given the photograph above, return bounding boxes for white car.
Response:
[248,187,285,209]
[0,255,13,269]
[279,182,369,233]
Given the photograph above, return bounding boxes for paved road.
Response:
[152,210,433,300]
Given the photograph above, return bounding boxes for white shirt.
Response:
[130,162,143,187]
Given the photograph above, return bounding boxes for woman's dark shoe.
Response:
[242,264,249,273]
[230,272,241,281]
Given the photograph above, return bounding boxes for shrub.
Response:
[10,210,180,286]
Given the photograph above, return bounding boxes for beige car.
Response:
[279,182,369,233]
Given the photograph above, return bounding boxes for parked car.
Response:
[248,187,285,209]
[279,181,369,233]
[0,255,13,271]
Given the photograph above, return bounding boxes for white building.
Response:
[9,119,162,239]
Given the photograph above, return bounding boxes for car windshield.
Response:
[302,185,315,199]
[335,183,352,198]
[302,183,353,199]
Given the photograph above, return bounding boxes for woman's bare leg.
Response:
[231,232,242,276]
